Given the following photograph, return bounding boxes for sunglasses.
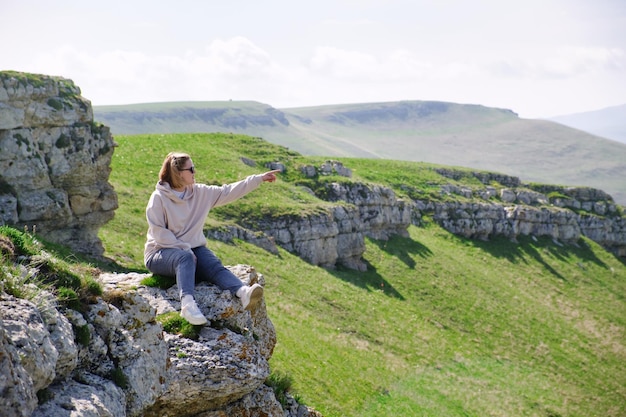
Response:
[180,166,195,174]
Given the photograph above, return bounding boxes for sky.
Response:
[2,0,625,118]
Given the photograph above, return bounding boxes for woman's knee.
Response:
[148,249,196,276]
[178,250,197,268]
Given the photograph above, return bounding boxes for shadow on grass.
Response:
[95,256,149,274]
[327,234,434,300]
[462,234,611,281]
[368,235,434,269]
[329,263,406,300]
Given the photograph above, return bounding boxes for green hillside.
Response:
[94,100,626,205]
[97,132,626,417]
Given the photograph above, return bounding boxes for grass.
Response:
[3,132,622,416]
[156,311,203,340]
[202,228,625,417]
[265,371,296,407]
[0,226,103,311]
[140,274,176,289]
[0,70,48,87]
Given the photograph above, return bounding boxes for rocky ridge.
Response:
[209,162,626,265]
[421,169,626,257]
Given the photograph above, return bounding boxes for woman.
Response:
[144,152,280,325]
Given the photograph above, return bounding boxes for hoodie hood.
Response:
[156,181,195,202]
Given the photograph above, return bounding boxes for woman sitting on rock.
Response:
[144,152,280,325]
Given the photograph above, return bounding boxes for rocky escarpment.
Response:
[1,265,319,417]
[208,161,413,271]
[210,163,626,261]
[0,71,117,257]
[417,170,626,256]
[209,204,371,271]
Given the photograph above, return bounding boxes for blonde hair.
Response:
[159,152,190,189]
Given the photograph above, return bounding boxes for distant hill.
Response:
[549,103,626,145]
[94,100,626,205]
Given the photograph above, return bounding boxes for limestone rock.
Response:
[86,294,168,415]
[31,373,126,417]
[0,295,59,391]
[32,290,78,381]
[422,194,625,255]
[256,206,367,270]
[198,385,286,417]
[0,72,117,257]
[146,328,269,416]
[209,181,413,271]
[99,265,277,416]
[0,262,289,417]
[324,182,412,240]
[0,314,38,417]
[578,215,626,257]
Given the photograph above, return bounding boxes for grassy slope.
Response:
[100,132,626,417]
[284,103,626,205]
[94,100,626,205]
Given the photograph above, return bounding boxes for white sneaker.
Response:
[180,295,208,325]
[237,284,264,310]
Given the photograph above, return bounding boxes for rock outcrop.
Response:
[210,166,626,262]
[417,179,626,257]
[0,71,117,257]
[209,179,414,271]
[1,265,320,417]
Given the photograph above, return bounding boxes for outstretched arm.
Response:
[209,170,282,208]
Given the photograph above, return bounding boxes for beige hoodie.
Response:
[144,174,264,263]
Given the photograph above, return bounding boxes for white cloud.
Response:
[19,37,292,105]
[489,46,624,80]
[309,46,441,83]
[4,27,623,117]
[200,37,275,78]
[310,47,379,79]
